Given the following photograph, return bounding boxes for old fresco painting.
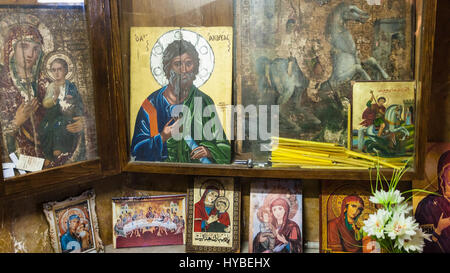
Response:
[249,179,303,253]
[186,176,240,252]
[235,0,414,160]
[112,195,186,248]
[129,27,232,164]
[0,6,98,175]
[352,81,415,160]
[320,181,381,253]
[413,143,450,253]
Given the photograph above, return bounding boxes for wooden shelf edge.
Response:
[3,159,103,196]
[123,161,416,181]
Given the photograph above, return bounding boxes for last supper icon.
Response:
[129,27,233,164]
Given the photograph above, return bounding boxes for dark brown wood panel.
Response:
[86,0,121,175]
[414,0,437,179]
[110,0,130,171]
[3,159,102,196]
[124,161,415,181]
[427,0,450,142]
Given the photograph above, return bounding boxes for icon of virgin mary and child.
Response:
[194,184,231,233]
[252,197,302,253]
[0,23,86,167]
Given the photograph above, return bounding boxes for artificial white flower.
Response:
[386,212,418,243]
[400,227,432,253]
[365,164,433,253]
[369,189,404,206]
[363,209,391,239]
[392,202,412,217]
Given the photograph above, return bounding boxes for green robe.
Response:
[165,86,231,164]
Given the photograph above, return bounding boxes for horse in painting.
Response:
[319,3,390,95]
[358,104,410,154]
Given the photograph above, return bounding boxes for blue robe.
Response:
[130,85,230,163]
[60,232,81,252]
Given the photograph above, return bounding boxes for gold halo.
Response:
[0,13,54,65]
[150,28,215,88]
[257,182,300,222]
[424,144,450,191]
[215,196,230,211]
[58,207,88,236]
[44,51,76,81]
[199,179,225,200]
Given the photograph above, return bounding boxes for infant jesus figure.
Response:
[39,58,84,161]
[258,208,276,252]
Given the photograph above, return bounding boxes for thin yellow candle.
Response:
[347,103,351,150]
[329,156,375,168]
[275,147,331,158]
[271,154,334,165]
[299,165,369,170]
[345,150,401,169]
[304,153,374,168]
[271,154,333,164]
[272,137,339,147]
[275,145,346,153]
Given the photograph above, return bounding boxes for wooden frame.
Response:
[319,180,379,253]
[319,179,412,253]
[0,0,436,197]
[0,0,121,197]
[185,176,241,253]
[109,0,437,182]
[43,189,104,253]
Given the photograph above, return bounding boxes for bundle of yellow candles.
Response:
[270,136,408,170]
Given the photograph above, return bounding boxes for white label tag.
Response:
[16,155,45,172]
[2,168,15,178]
[9,153,26,175]
[366,0,381,5]
[2,163,15,169]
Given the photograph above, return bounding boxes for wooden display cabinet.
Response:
[109,0,437,181]
[0,0,438,199]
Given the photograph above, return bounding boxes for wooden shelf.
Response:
[104,241,320,253]
[124,161,416,181]
[112,0,437,184]
[2,159,103,197]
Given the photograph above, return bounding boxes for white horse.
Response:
[358,104,409,151]
[319,3,390,95]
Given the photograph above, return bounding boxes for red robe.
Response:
[217,212,230,227]
[276,219,302,253]
[194,200,214,232]
[327,216,362,252]
[252,219,302,253]
[360,101,386,127]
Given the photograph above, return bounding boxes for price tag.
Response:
[9,153,26,175]
[2,163,15,169]
[366,0,381,5]
[16,154,45,172]
[2,168,15,178]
